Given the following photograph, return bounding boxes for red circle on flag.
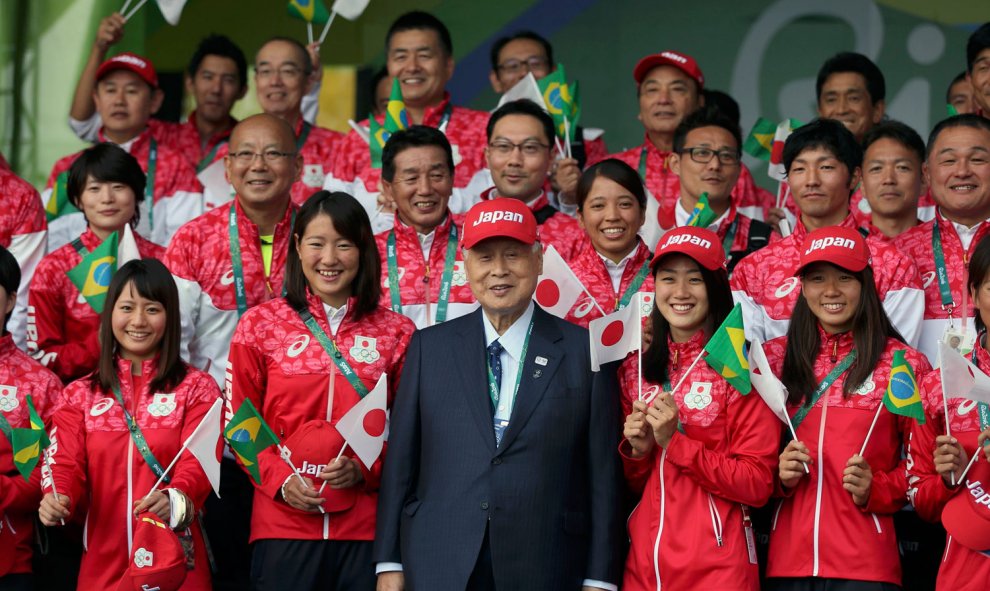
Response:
[536,279,560,307]
[363,409,387,437]
[361,339,369,348]
[601,320,625,346]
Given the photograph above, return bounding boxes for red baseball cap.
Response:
[651,227,725,272]
[96,52,159,88]
[633,50,704,89]
[283,420,357,513]
[795,226,870,275]
[943,458,990,551]
[117,512,187,591]
[461,198,538,250]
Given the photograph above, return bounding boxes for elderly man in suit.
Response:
[375,197,624,590]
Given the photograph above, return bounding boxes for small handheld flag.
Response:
[589,293,643,371]
[686,193,718,228]
[45,172,79,222]
[369,79,409,169]
[335,374,388,469]
[224,399,280,485]
[537,64,579,141]
[66,231,120,313]
[534,245,588,319]
[768,118,803,181]
[704,303,751,394]
[882,350,925,423]
[287,0,331,24]
[9,395,50,481]
[743,117,776,160]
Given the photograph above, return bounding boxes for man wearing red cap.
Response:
[376,197,623,591]
[43,52,203,249]
[731,118,923,346]
[375,126,479,329]
[898,114,990,364]
[325,11,490,233]
[478,99,586,260]
[593,50,773,247]
[0,151,46,349]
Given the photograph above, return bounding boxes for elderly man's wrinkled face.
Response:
[464,238,542,319]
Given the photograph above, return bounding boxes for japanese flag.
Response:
[534,245,585,319]
[939,341,990,405]
[155,0,188,25]
[118,223,141,265]
[335,374,388,469]
[748,338,791,425]
[181,398,224,496]
[496,73,548,113]
[589,292,642,371]
[332,0,370,20]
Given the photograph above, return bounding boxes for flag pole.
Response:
[563,118,572,159]
[120,0,133,16]
[279,444,325,514]
[122,0,148,21]
[858,404,884,457]
[307,23,314,45]
[958,448,981,483]
[318,11,338,44]
[667,349,705,398]
[939,346,956,486]
[316,442,350,494]
[637,346,643,402]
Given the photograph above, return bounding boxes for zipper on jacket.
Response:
[4,514,14,535]
[707,493,723,547]
[871,512,882,534]
[812,395,828,577]
[653,449,668,590]
[771,499,784,531]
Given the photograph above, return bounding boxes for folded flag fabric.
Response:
[743,117,776,160]
[534,245,585,319]
[704,303,751,394]
[768,118,803,181]
[224,399,280,485]
[748,337,791,424]
[66,231,119,313]
[369,78,409,168]
[882,349,924,423]
[155,0,188,25]
[331,0,370,20]
[686,192,717,228]
[939,341,990,406]
[287,0,331,24]
[10,395,50,481]
[46,172,78,222]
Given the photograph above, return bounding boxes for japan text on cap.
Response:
[461,198,538,250]
[795,226,870,275]
[942,459,990,552]
[97,52,159,88]
[651,226,725,272]
[633,50,704,89]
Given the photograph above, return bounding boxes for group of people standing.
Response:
[3,6,990,591]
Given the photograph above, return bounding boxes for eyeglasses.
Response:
[681,147,741,166]
[255,66,304,81]
[488,140,550,157]
[496,57,550,75]
[230,150,297,164]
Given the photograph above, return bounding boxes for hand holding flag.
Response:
[749,338,808,473]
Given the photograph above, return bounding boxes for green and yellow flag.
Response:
[743,117,777,160]
[883,349,925,423]
[385,78,409,133]
[45,171,79,222]
[537,64,576,139]
[686,193,718,228]
[704,304,751,394]
[286,0,330,24]
[224,399,280,485]
[9,396,50,481]
[65,231,119,314]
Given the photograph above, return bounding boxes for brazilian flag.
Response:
[537,64,576,139]
[45,171,79,222]
[9,396,50,481]
[704,304,751,394]
[286,0,330,24]
[224,399,280,485]
[385,78,409,133]
[686,193,718,228]
[743,117,777,160]
[369,116,390,169]
[65,231,119,313]
[883,349,925,423]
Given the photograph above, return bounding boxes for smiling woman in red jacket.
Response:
[28,144,163,384]
[619,226,778,591]
[766,226,930,591]
[38,258,220,590]
[226,191,415,591]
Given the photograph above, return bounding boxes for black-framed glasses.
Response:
[496,57,550,75]
[488,140,550,157]
[682,147,741,166]
[230,150,297,164]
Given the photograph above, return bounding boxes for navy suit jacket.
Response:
[374,305,624,590]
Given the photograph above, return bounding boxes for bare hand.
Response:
[779,440,812,489]
[376,184,397,214]
[766,207,788,233]
[979,428,990,462]
[843,454,873,507]
[934,435,967,486]
[306,42,323,89]
[133,490,171,520]
[320,457,364,489]
[39,493,71,526]
[624,400,655,458]
[95,13,125,52]
[551,158,581,204]
[282,474,324,512]
[644,392,679,448]
[377,571,404,591]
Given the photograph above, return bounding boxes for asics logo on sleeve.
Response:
[90,397,115,416]
[921,271,936,289]
[774,277,800,298]
[220,269,235,286]
[287,334,311,358]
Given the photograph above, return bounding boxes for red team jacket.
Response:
[564,239,654,328]
[47,359,221,590]
[908,343,990,591]
[0,166,47,349]
[27,228,164,383]
[896,211,990,364]
[731,214,923,347]
[0,335,60,577]
[42,128,204,249]
[762,332,931,585]
[165,200,296,387]
[373,212,478,329]
[147,113,234,171]
[618,331,778,591]
[226,294,415,541]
